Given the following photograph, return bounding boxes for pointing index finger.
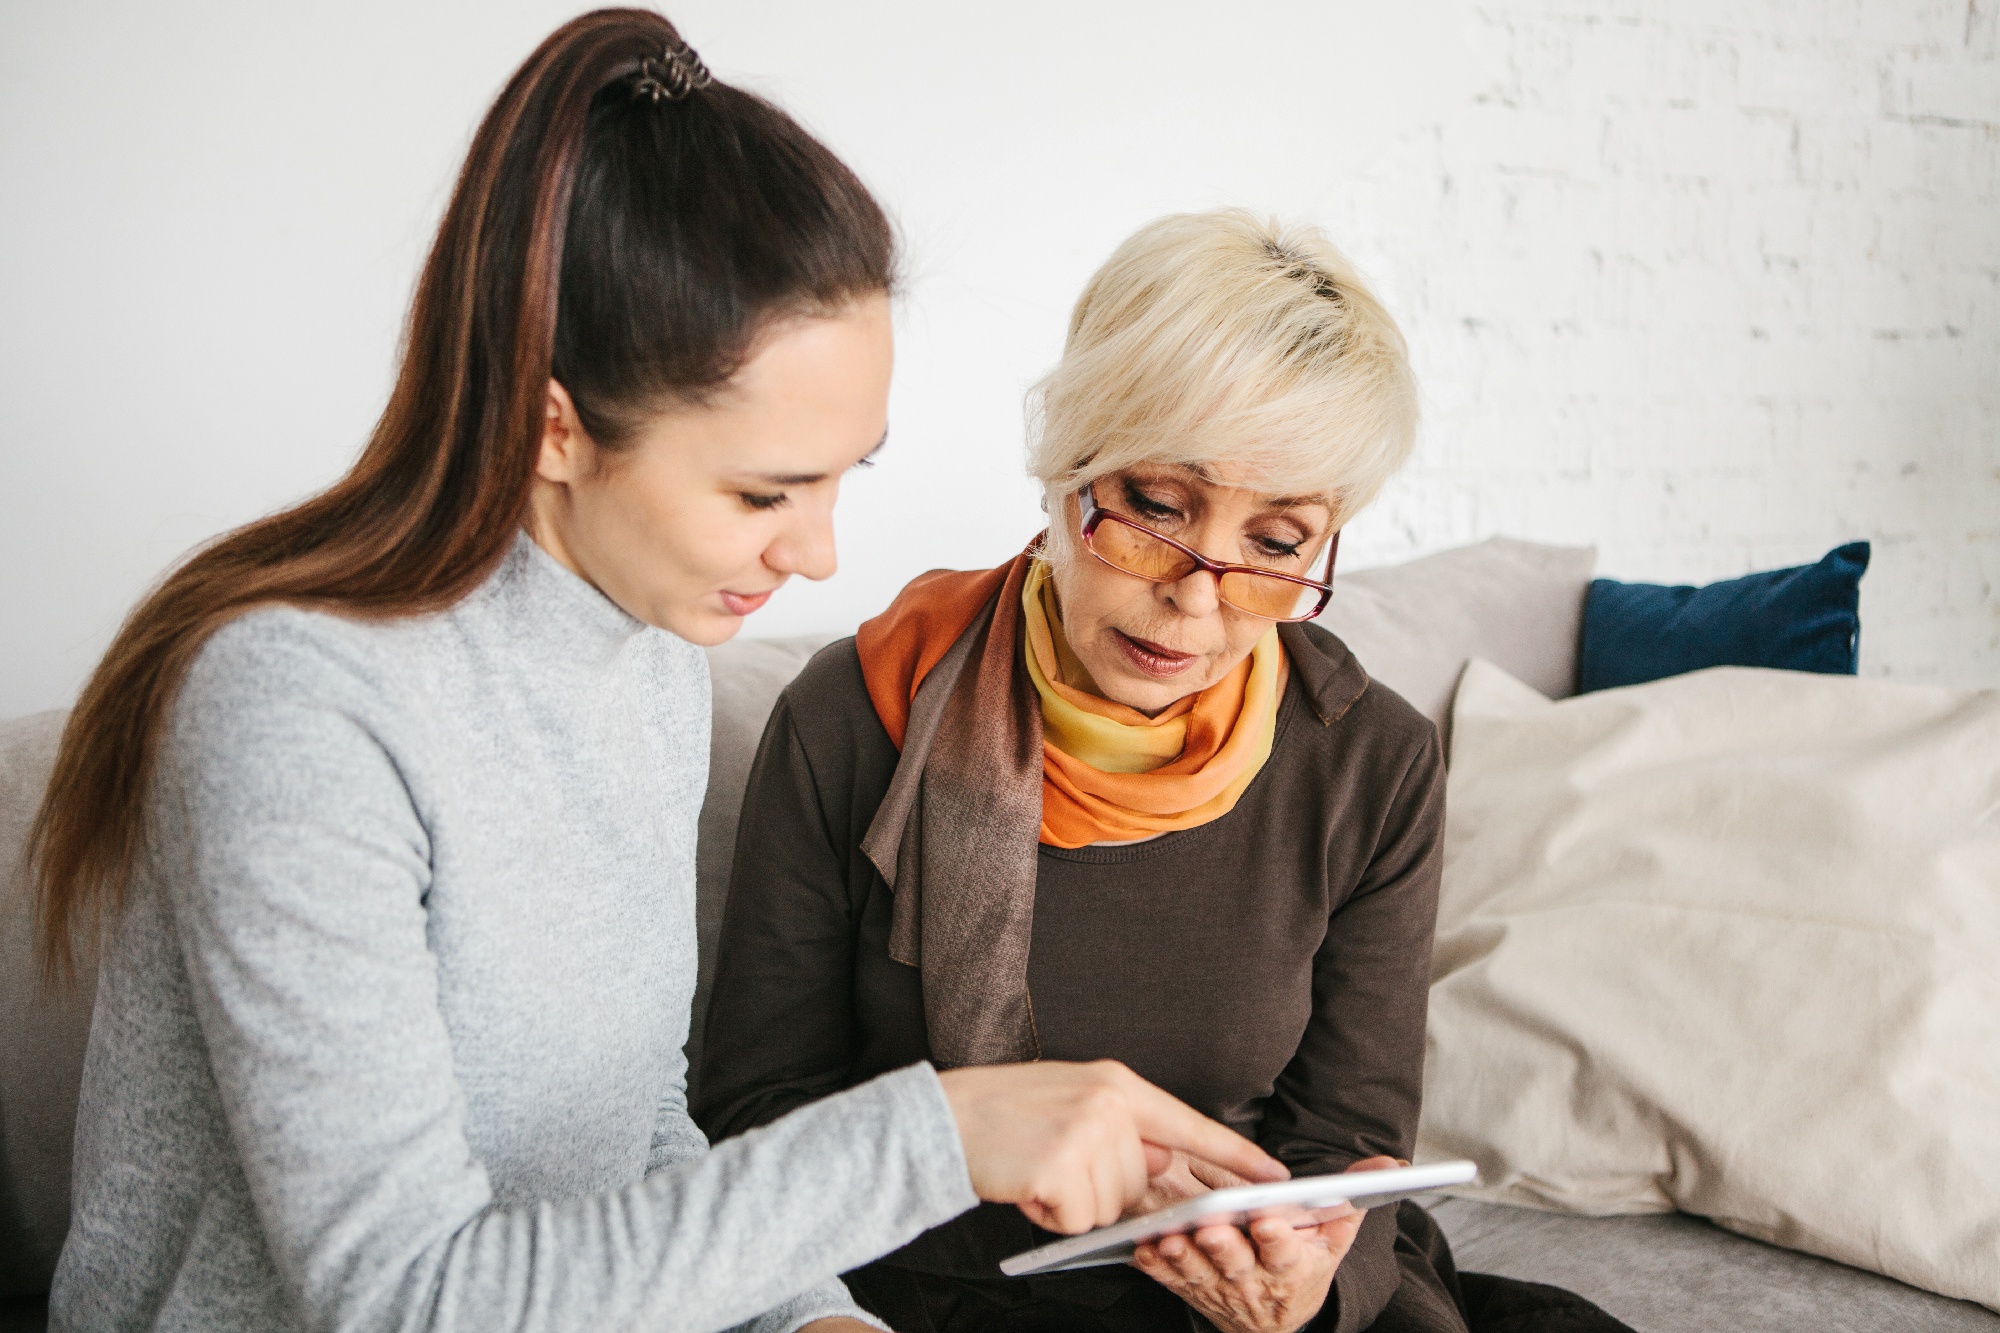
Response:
[1119,1071,1289,1184]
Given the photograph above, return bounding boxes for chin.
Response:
[661,606,746,648]
[1110,679,1194,712]
[1089,663,1196,714]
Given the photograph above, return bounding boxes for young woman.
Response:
[28,14,1283,1332]
[696,213,1636,1333]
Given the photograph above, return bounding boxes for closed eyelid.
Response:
[1122,476,1191,509]
[1254,520,1311,547]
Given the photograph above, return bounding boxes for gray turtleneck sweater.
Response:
[51,533,977,1333]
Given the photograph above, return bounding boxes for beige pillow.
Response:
[1325,537,1595,738]
[1418,660,2000,1310]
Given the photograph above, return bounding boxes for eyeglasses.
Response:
[1077,485,1338,622]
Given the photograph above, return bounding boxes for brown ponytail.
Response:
[28,7,894,982]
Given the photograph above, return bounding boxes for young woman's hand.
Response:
[1130,1154,1399,1333]
[937,1060,1289,1234]
[1131,1148,1254,1215]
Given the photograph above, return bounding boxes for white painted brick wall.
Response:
[1328,0,1999,685]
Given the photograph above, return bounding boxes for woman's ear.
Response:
[537,380,594,484]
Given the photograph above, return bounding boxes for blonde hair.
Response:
[1028,210,1417,563]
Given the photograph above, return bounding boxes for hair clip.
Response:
[633,39,714,104]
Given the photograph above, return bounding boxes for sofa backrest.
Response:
[689,634,838,1083]
[0,710,88,1298]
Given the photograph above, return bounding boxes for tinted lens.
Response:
[1218,570,1323,620]
[1090,516,1324,621]
[1090,516,1196,582]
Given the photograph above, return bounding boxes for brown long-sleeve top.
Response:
[695,621,1445,1333]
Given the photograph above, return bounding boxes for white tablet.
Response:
[999,1159,1478,1277]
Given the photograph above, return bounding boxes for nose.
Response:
[764,501,838,583]
[1163,566,1222,618]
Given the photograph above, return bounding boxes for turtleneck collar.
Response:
[480,528,653,653]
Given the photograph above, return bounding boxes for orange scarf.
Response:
[857,546,1287,847]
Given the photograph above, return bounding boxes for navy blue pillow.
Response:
[1578,542,1869,693]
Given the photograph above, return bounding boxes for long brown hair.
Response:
[28,8,894,982]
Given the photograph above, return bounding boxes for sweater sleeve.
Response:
[1255,727,1447,1333]
[644,1049,883,1333]
[157,621,975,1333]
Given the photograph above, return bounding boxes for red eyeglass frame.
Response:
[1077,485,1339,622]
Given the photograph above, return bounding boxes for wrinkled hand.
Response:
[798,1321,882,1333]
[938,1060,1289,1235]
[1131,1154,1399,1333]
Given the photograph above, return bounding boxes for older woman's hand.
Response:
[1131,1154,1399,1333]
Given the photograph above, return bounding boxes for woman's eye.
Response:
[739,491,789,512]
[1253,535,1304,559]
[1125,488,1181,521]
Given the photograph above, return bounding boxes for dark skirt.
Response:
[844,1203,1634,1333]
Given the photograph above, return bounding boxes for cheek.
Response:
[1227,617,1272,659]
[595,464,759,587]
[1050,559,1130,632]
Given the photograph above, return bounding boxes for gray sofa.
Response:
[5,538,1996,1332]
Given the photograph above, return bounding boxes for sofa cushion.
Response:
[1420,660,2000,1310]
[1431,1198,2000,1333]
[1323,537,1595,739]
[0,710,91,1298]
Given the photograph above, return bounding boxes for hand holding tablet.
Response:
[1001,1159,1478,1276]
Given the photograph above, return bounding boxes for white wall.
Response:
[1330,0,2000,689]
[2,0,1994,719]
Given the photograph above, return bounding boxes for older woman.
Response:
[696,213,1627,1333]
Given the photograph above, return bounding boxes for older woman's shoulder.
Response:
[767,635,896,751]
[1283,621,1441,762]
[779,633,865,703]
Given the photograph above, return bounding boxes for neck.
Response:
[522,484,589,585]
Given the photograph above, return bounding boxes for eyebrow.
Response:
[738,430,888,486]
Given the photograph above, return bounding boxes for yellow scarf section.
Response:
[1022,559,1288,847]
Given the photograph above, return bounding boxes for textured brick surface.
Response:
[1326,0,1999,685]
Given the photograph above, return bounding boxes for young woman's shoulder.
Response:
[185,604,404,720]
[164,606,424,797]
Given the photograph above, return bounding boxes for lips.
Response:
[1113,629,1198,678]
[719,588,774,617]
